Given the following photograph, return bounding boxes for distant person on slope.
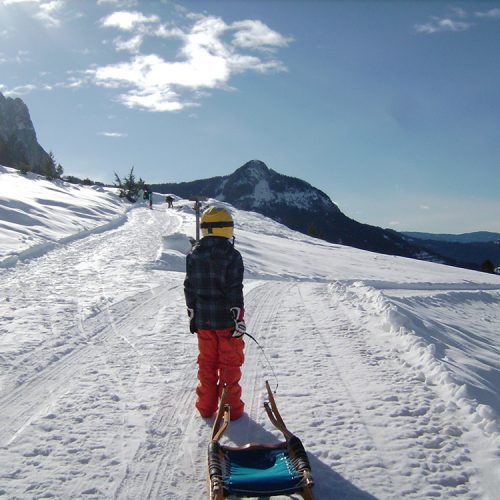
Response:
[184,206,246,420]
[148,191,153,209]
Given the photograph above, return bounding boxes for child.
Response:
[184,206,246,420]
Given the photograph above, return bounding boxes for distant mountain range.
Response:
[401,232,500,269]
[152,160,450,264]
[402,231,500,244]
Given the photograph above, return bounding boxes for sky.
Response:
[0,0,499,234]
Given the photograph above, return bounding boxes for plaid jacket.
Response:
[184,236,244,330]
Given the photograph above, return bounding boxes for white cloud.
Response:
[97,0,138,7]
[99,131,128,138]
[231,20,293,51]
[114,34,143,53]
[100,10,159,31]
[4,84,37,96]
[1,0,66,27]
[89,52,225,111]
[60,76,85,89]
[35,0,65,27]
[1,0,41,4]
[475,8,500,19]
[415,17,471,34]
[88,12,291,112]
[119,89,187,112]
[415,6,500,35]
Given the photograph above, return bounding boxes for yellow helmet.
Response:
[201,206,234,239]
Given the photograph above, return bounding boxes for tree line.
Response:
[0,134,62,179]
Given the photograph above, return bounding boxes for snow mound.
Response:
[154,232,192,271]
[329,280,500,435]
[160,232,193,254]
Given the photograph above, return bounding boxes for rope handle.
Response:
[244,332,279,393]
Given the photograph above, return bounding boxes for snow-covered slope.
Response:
[0,166,499,499]
[0,166,128,266]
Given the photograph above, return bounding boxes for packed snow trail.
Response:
[0,203,498,499]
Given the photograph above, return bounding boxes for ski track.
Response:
[0,285,175,447]
[0,204,496,499]
[0,207,191,498]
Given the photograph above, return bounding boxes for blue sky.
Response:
[1,0,499,233]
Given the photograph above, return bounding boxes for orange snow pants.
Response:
[196,328,245,420]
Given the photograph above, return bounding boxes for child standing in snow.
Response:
[184,206,246,420]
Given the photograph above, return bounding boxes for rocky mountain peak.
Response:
[0,91,51,172]
[233,159,271,183]
[218,160,339,216]
[0,93,35,138]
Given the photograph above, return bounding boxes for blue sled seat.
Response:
[209,382,314,499]
[224,446,304,496]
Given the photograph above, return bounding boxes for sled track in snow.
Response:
[114,343,199,500]
[0,284,179,449]
[294,283,398,497]
[243,281,294,423]
[114,281,291,500]
[294,282,480,499]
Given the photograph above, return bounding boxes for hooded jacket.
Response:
[184,236,244,330]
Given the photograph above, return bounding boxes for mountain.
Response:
[0,91,53,175]
[152,160,444,262]
[402,231,500,244]
[401,232,500,269]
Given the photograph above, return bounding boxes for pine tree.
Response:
[17,162,31,175]
[40,151,57,179]
[114,166,143,202]
[481,259,495,274]
[307,224,317,238]
[0,136,8,166]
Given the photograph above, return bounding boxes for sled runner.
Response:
[208,381,314,499]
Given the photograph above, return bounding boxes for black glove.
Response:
[230,307,246,338]
[187,308,196,334]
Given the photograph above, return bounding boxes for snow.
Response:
[250,178,331,211]
[0,165,499,499]
[0,165,128,267]
[253,179,274,205]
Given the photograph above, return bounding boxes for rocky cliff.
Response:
[0,92,52,173]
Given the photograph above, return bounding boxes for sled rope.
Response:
[244,332,279,393]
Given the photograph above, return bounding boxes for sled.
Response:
[208,381,314,499]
